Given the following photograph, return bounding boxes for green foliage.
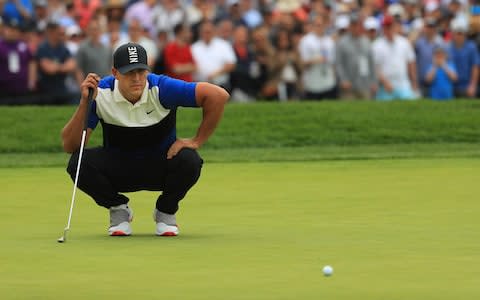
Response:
[1,100,479,154]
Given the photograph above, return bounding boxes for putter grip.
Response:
[83,88,94,131]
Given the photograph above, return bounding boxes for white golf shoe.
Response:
[153,208,179,236]
[155,222,179,236]
[108,204,133,236]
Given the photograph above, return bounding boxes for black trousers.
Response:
[67,147,203,214]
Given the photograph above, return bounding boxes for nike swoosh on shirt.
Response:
[146,110,155,114]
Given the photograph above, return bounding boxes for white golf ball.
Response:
[323,265,333,276]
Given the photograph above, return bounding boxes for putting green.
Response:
[1,159,479,299]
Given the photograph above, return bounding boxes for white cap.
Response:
[335,14,350,30]
[363,16,379,31]
[66,25,82,37]
[276,0,302,13]
[451,17,469,32]
[387,3,405,18]
[425,2,439,12]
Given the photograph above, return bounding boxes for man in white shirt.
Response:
[298,17,337,100]
[191,21,237,90]
[372,15,418,100]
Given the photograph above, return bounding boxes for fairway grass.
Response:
[1,159,479,300]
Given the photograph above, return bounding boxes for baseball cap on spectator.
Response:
[66,25,82,37]
[113,43,149,74]
[46,20,60,30]
[364,16,379,31]
[388,3,405,19]
[382,14,395,27]
[425,2,439,13]
[3,17,21,29]
[335,15,350,30]
[451,17,468,32]
[276,0,302,13]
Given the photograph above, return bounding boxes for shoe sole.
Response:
[110,230,131,236]
[156,231,178,236]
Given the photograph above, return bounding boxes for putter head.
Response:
[57,229,68,243]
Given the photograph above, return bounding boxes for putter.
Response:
[58,88,94,243]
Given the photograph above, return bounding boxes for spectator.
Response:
[223,0,247,27]
[191,20,236,90]
[414,17,446,96]
[151,0,185,38]
[189,0,218,42]
[36,21,77,104]
[333,14,350,41]
[58,2,79,29]
[47,0,66,22]
[163,23,196,82]
[65,25,82,55]
[251,25,276,99]
[73,0,102,30]
[400,0,422,36]
[124,0,157,33]
[217,18,234,43]
[372,15,417,100]
[298,16,337,100]
[31,0,48,32]
[238,0,263,29]
[271,28,302,100]
[363,16,379,42]
[448,18,479,98]
[424,45,457,100]
[336,13,377,100]
[230,25,259,101]
[152,30,168,74]
[101,16,128,49]
[64,25,82,100]
[114,18,158,68]
[0,0,33,26]
[75,18,112,83]
[0,17,36,101]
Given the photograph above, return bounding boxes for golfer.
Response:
[61,43,229,236]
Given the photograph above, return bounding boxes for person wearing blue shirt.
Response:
[414,18,445,96]
[61,43,229,237]
[425,45,458,100]
[1,0,33,26]
[448,19,479,98]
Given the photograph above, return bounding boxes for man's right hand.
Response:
[340,81,352,90]
[383,80,394,93]
[80,73,101,104]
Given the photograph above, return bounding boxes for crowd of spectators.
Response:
[1,0,480,104]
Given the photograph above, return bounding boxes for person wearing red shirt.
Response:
[163,23,196,82]
[73,0,101,30]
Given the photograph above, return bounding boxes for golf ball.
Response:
[323,265,333,276]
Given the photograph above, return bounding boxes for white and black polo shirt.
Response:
[88,73,197,153]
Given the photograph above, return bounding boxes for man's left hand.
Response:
[167,139,199,159]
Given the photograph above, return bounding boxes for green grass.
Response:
[1,100,480,153]
[1,159,479,299]
[1,143,480,168]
